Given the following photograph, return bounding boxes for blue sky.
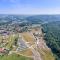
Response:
[0,0,60,14]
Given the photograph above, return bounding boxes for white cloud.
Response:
[0,7,60,14]
[1,0,20,3]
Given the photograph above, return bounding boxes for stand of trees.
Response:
[42,21,60,60]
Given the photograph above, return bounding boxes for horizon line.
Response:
[0,13,60,15]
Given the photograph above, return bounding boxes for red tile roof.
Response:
[0,48,4,52]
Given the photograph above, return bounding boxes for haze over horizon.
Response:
[0,0,60,14]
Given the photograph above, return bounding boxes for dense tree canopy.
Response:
[42,21,60,60]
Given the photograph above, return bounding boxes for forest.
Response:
[42,21,60,60]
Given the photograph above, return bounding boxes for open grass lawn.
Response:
[19,48,33,57]
[0,35,3,43]
[6,34,18,49]
[21,32,35,45]
[0,53,33,60]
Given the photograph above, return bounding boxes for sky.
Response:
[0,0,60,14]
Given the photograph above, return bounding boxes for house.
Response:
[0,48,4,53]
[0,48,9,56]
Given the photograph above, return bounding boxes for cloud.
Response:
[0,7,60,14]
[1,0,20,3]
[0,0,60,14]
[9,0,20,3]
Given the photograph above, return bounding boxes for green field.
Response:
[6,34,19,49]
[0,54,33,60]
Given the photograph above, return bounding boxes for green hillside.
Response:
[0,54,33,60]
